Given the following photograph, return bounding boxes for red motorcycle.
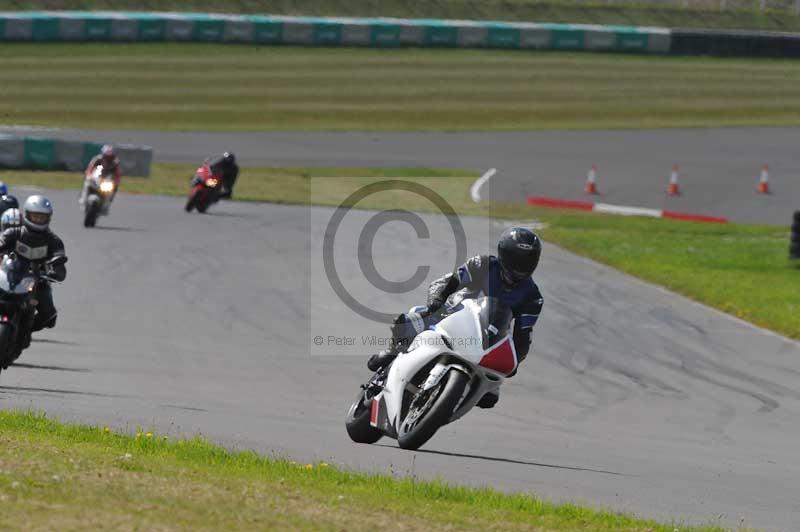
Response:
[185,163,222,213]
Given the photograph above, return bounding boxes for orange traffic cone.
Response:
[666,165,681,196]
[584,165,599,195]
[757,165,770,194]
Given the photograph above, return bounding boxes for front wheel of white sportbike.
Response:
[397,369,469,451]
[345,389,383,444]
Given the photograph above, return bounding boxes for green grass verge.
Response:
[0,164,472,201]
[5,0,800,32]
[4,44,800,131]
[0,410,729,531]
[4,164,798,340]
[540,212,798,338]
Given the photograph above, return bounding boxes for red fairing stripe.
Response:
[478,338,518,375]
[369,398,379,427]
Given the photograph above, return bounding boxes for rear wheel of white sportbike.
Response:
[345,389,382,444]
[397,369,469,450]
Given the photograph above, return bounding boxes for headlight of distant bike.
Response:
[100,180,115,193]
[205,178,219,188]
[21,277,36,292]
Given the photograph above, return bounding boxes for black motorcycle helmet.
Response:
[497,227,541,286]
[223,151,235,165]
[1,194,18,210]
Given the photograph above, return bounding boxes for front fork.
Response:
[361,368,388,404]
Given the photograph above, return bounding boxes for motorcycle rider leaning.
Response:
[82,144,122,206]
[367,227,544,409]
[207,151,239,199]
[0,196,67,332]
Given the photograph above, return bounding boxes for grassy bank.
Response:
[4,164,798,340]
[3,44,800,131]
[0,410,727,531]
[4,0,800,32]
[0,164,472,201]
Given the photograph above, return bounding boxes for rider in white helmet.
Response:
[81,144,122,206]
[0,196,67,333]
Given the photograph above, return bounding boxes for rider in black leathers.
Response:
[0,195,67,332]
[367,227,544,409]
[208,152,239,199]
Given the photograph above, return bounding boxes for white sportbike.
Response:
[82,164,116,228]
[345,296,519,450]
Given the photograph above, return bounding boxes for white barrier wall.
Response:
[0,12,672,53]
[0,135,152,177]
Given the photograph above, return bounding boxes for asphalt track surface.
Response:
[0,183,798,530]
[3,126,799,224]
[2,126,800,530]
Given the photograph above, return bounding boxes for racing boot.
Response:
[477,363,518,408]
[367,341,402,372]
[366,313,420,372]
[31,312,56,333]
[476,390,499,409]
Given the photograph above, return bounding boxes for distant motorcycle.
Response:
[345,296,518,450]
[0,253,64,374]
[185,163,222,213]
[83,164,116,228]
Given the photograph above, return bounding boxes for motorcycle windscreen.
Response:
[93,165,115,180]
[0,256,14,293]
[0,254,33,295]
[474,297,513,349]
